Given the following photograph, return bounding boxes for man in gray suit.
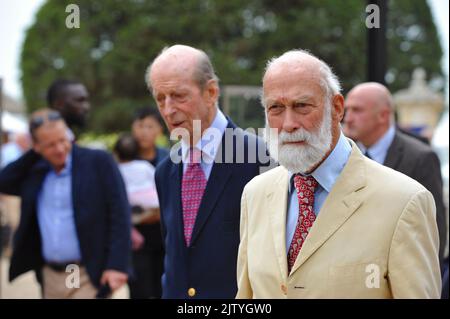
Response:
[343,82,447,268]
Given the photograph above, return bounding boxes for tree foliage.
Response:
[21,0,444,132]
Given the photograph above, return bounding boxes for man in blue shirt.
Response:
[236,49,440,298]
[0,109,131,298]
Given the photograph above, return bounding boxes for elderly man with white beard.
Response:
[235,49,441,299]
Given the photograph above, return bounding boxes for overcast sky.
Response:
[0,0,448,101]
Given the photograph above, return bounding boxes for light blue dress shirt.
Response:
[1,142,23,168]
[357,125,395,164]
[37,152,82,263]
[181,109,228,180]
[286,132,352,251]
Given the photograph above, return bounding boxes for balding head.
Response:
[29,109,72,173]
[344,82,394,147]
[145,45,218,92]
[144,45,220,143]
[348,82,394,112]
[263,50,341,102]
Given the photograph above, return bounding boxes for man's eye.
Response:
[173,93,187,100]
[294,102,308,108]
[269,104,283,111]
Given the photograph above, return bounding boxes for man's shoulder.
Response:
[395,130,436,158]
[157,146,170,157]
[364,154,427,195]
[74,144,110,157]
[155,149,178,177]
[243,165,285,193]
[72,145,115,167]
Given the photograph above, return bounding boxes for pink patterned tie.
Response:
[287,174,318,273]
[181,148,207,246]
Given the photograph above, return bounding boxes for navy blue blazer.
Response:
[155,119,271,299]
[0,145,132,287]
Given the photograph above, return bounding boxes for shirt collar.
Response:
[181,109,228,163]
[357,125,395,163]
[289,131,352,193]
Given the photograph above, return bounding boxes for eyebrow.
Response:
[265,94,317,106]
[294,95,317,104]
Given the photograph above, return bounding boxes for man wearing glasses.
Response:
[0,109,132,298]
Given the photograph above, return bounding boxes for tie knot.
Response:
[188,148,202,164]
[293,174,318,193]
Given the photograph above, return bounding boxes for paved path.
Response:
[1,257,129,299]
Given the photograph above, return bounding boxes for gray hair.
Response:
[145,46,219,91]
[262,49,341,106]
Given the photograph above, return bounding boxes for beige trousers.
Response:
[43,265,98,299]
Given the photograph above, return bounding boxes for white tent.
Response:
[1,111,28,134]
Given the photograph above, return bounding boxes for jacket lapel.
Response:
[170,155,185,248]
[383,130,403,169]
[71,145,82,222]
[290,142,367,274]
[267,167,290,282]
[25,161,50,220]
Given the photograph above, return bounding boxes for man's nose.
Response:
[282,108,300,133]
[55,142,66,154]
[162,98,177,117]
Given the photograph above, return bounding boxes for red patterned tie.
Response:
[181,148,207,246]
[287,174,318,273]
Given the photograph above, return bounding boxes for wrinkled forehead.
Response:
[151,50,199,80]
[264,60,322,85]
[263,63,325,100]
[33,119,69,142]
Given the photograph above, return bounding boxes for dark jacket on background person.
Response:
[155,119,271,299]
[0,145,132,287]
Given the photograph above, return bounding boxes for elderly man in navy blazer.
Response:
[145,44,270,298]
[0,109,131,298]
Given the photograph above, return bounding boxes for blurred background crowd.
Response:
[0,0,448,298]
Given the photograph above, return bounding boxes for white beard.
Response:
[264,101,333,174]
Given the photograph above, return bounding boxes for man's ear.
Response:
[332,94,345,122]
[379,107,391,124]
[204,79,219,107]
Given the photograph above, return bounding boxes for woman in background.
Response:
[129,107,168,299]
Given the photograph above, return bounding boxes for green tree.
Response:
[21,0,444,132]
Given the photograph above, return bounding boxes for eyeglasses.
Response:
[29,111,62,131]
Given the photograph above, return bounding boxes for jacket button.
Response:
[188,288,196,297]
[281,284,287,295]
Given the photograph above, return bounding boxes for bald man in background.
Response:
[344,82,447,268]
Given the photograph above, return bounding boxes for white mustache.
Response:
[279,128,314,145]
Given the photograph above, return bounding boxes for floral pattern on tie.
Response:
[287,174,318,273]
